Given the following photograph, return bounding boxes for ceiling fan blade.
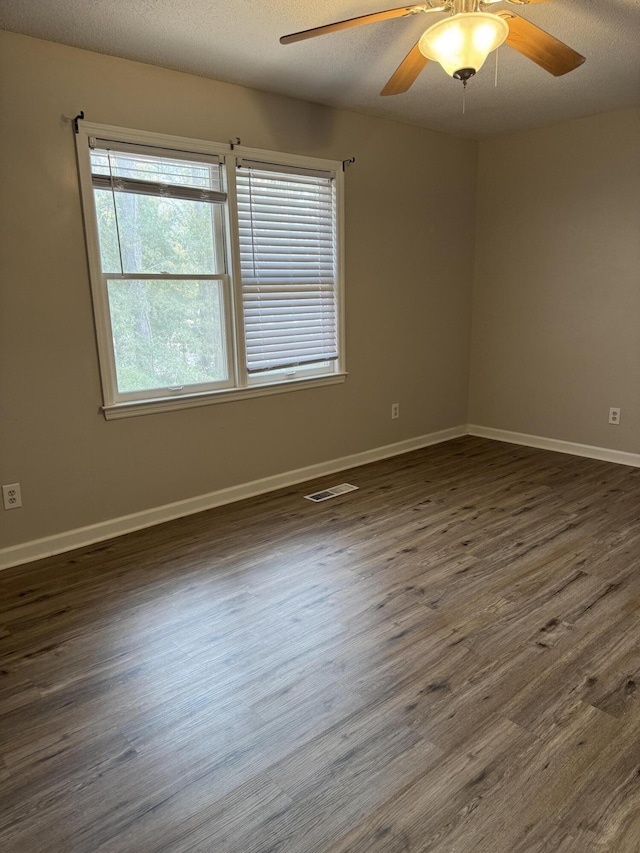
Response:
[501,12,585,76]
[280,5,441,45]
[381,41,428,95]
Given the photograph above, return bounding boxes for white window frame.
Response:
[75,122,346,419]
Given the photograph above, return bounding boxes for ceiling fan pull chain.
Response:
[495,47,499,88]
[462,80,466,115]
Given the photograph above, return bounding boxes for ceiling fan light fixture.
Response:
[418,12,509,79]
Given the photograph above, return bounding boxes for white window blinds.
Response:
[90,142,226,203]
[236,159,338,374]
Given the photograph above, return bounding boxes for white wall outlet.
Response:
[391,402,399,420]
[609,407,621,425]
[2,483,22,510]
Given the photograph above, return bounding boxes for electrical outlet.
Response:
[609,407,621,425]
[391,402,399,420]
[2,483,22,510]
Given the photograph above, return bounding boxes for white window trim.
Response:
[100,373,346,420]
[75,122,346,419]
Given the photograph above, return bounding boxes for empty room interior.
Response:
[1,0,640,849]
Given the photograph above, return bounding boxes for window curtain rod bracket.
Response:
[73,111,85,134]
[229,137,241,150]
[342,157,356,171]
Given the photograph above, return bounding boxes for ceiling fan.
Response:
[280,0,585,95]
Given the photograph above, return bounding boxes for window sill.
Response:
[101,372,347,420]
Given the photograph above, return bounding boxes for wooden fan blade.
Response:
[381,41,428,95]
[501,12,585,76]
[280,5,440,45]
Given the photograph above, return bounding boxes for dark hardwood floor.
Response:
[2,436,640,851]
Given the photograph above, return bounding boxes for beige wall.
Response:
[0,31,477,549]
[469,109,640,450]
[4,31,636,556]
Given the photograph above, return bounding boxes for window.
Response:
[75,124,345,417]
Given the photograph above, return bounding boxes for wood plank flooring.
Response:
[2,436,640,851]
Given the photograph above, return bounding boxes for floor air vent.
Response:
[304,483,359,503]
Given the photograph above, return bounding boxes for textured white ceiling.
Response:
[1,0,639,137]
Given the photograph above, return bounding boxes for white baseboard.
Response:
[468,424,640,469]
[0,425,467,571]
[5,423,637,572]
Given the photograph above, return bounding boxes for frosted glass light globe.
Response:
[419,13,509,80]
